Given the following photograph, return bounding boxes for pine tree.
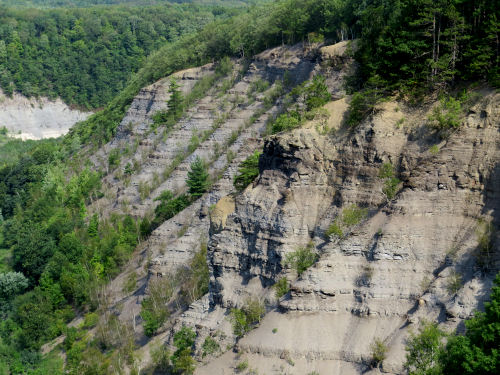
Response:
[186,157,209,199]
[167,78,184,120]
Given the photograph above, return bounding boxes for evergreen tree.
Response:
[167,78,184,120]
[186,157,209,199]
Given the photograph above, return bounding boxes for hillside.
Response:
[0,0,498,374]
[39,40,498,374]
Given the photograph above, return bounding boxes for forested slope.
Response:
[0,2,243,108]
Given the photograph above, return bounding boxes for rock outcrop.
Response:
[79,40,498,374]
[194,89,500,374]
[0,89,90,139]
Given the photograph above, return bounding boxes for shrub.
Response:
[475,219,494,270]
[325,221,343,238]
[342,205,368,227]
[201,336,220,357]
[379,163,400,200]
[176,242,210,305]
[249,79,269,94]
[229,298,265,337]
[284,243,318,276]
[273,277,289,298]
[171,326,196,374]
[428,96,462,132]
[429,145,440,154]
[82,312,99,329]
[371,338,388,368]
[151,192,191,230]
[233,151,261,191]
[447,271,462,296]
[123,272,137,294]
[236,358,249,372]
[108,148,121,170]
[151,343,170,371]
[304,75,331,111]
[271,111,301,134]
[140,278,173,336]
[326,205,368,239]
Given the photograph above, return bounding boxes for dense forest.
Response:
[0,0,498,374]
[0,2,244,108]
[0,1,252,8]
[70,0,499,144]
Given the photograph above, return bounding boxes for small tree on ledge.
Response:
[186,156,209,199]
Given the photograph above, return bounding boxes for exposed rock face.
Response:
[0,89,90,139]
[86,40,499,374]
[98,42,350,341]
[195,90,500,374]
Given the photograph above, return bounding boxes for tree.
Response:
[186,157,209,199]
[171,327,196,374]
[167,78,184,120]
[233,151,261,191]
[404,321,446,375]
[441,272,500,374]
[0,272,29,302]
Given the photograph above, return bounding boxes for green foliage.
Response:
[284,242,318,276]
[326,205,368,239]
[167,78,185,121]
[273,277,289,298]
[428,96,462,133]
[325,221,343,238]
[151,191,191,232]
[140,277,173,337]
[429,145,440,155]
[123,271,137,294]
[0,2,233,109]
[404,322,446,375]
[356,0,499,94]
[271,111,302,134]
[171,326,196,374]
[236,358,249,372]
[81,312,98,329]
[304,75,331,111]
[233,151,261,191]
[0,272,28,302]
[176,242,210,306]
[379,162,400,200]
[248,79,270,95]
[201,336,220,358]
[108,148,121,170]
[371,338,388,368]
[186,156,209,199]
[342,205,368,227]
[151,342,170,372]
[475,219,495,270]
[230,298,265,337]
[347,89,383,127]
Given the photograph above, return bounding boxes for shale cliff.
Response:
[195,88,499,374]
[75,41,498,374]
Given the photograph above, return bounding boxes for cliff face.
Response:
[196,90,500,374]
[77,40,499,374]
[0,90,90,139]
